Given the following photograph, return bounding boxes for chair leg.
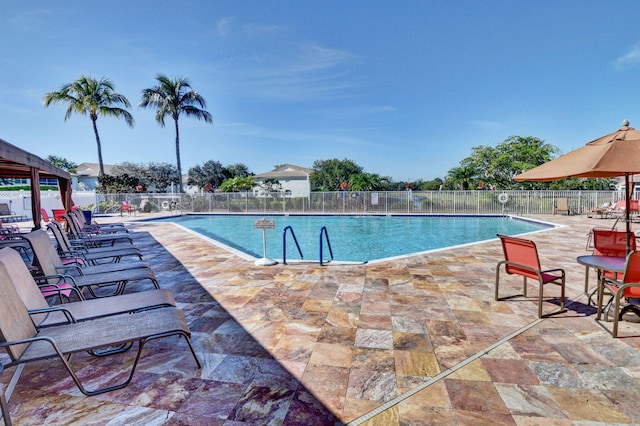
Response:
[538,283,543,319]
[0,385,11,426]
[612,292,623,338]
[523,277,528,298]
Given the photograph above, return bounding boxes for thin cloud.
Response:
[236,42,361,102]
[613,43,640,69]
[217,120,367,146]
[216,17,234,36]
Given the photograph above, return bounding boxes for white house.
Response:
[253,164,313,197]
[71,163,114,191]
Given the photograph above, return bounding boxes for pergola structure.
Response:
[0,137,73,230]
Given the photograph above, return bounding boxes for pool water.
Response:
[159,215,552,263]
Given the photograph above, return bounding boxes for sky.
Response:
[2,1,640,183]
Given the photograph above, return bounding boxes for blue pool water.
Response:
[158,214,552,263]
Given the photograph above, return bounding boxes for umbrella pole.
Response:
[626,173,632,255]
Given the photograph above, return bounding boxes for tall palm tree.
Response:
[43,76,134,176]
[139,74,213,193]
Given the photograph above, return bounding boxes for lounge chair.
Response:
[553,197,571,215]
[0,203,23,222]
[0,248,175,328]
[47,222,142,265]
[598,251,640,337]
[587,202,614,219]
[69,208,127,233]
[495,234,566,318]
[64,213,134,246]
[19,230,149,277]
[0,373,10,426]
[0,258,201,396]
[22,231,160,299]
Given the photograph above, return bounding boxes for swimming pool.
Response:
[157,214,554,263]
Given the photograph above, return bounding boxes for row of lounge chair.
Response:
[0,209,201,424]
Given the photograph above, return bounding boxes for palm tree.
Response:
[139,74,213,193]
[43,76,134,176]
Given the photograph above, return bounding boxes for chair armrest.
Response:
[28,306,77,324]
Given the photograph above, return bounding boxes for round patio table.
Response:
[577,255,626,321]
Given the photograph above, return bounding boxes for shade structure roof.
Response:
[0,137,72,229]
[515,121,640,181]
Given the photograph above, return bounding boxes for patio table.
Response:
[577,255,626,320]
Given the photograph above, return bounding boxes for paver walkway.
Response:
[1,214,639,425]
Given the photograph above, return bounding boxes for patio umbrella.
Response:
[515,119,640,253]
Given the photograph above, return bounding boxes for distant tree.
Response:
[225,163,252,178]
[310,158,363,191]
[111,162,148,180]
[43,76,134,176]
[147,162,179,192]
[109,161,178,192]
[45,155,78,172]
[445,135,615,190]
[187,160,230,190]
[348,172,388,191]
[219,176,255,192]
[444,165,479,190]
[139,74,213,193]
[420,178,443,191]
[97,173,141,193]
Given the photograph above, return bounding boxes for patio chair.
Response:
[581,228,636,305]
[22,231,160,300]
[0,369,10,426]
[0,247,175,328]
[64,213,134,246]
[69,208,128,234]
[51,208,67,222]
[553,197,570,215]
[120,201,139,216]
[0,259,201,396]
[495,234,566,318]
[46,222,142,265]
[598,251,640,337]
[19,230,149,277]
[0,203,23,222]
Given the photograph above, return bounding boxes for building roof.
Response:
[71,162,114,178]
[254,164,312,180]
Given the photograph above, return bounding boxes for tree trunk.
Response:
[174,118,183,193]
[92,118,105,176]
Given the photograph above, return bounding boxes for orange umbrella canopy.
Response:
[515,120,640,253]
[515,120,640,181]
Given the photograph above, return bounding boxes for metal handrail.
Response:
[282,226,303,265]
[319,226,334,266]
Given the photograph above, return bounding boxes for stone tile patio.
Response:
[1,214,639,425]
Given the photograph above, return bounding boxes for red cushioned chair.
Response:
[495,234,566,318]
[599,251,640,337]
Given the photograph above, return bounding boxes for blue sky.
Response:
[2,1,640,182]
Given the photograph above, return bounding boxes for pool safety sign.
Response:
[254,218,277,266]
[254,219,275,229]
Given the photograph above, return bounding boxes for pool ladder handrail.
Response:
[282,226,303,265]
[319,226,334,266]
